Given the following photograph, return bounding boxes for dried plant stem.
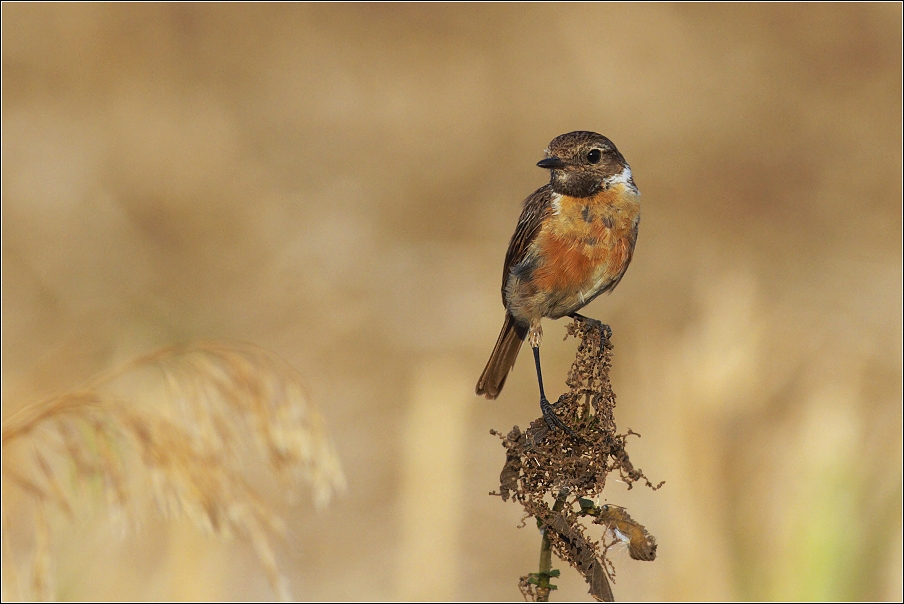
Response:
[536,489,570,602]
[537,530,553,603]
[497,320,661,602]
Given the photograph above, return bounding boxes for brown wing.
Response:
[500,185,554,304]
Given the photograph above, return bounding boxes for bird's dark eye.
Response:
[587,149,602,164]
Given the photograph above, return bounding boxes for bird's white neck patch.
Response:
[606,165,638,194]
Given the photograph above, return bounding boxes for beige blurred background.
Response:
[2,4,901,601]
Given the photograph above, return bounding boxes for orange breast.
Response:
[531,185,639,302]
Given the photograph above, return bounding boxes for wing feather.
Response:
[500,185,554,304]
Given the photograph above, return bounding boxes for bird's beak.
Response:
[537,156,566,170]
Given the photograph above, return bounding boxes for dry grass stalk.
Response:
[1,340,346,601]
[492,319,662,602]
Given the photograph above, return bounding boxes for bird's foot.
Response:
[541,396,577,438]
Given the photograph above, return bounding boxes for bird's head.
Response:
[538,131,635,198]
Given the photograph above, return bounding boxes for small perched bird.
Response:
[476,131,640,431]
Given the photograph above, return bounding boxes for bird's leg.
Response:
[569,312,612,342]
[532,345,563,431]
[529,323,575,437]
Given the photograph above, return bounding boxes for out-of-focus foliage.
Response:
[2,341,345,600]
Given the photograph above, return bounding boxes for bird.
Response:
[475,131,640,432]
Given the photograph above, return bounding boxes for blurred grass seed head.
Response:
[1,340,346,601]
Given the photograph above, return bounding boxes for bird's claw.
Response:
[540,396,577,439]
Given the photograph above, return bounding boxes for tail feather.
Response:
[476,313,528,399]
